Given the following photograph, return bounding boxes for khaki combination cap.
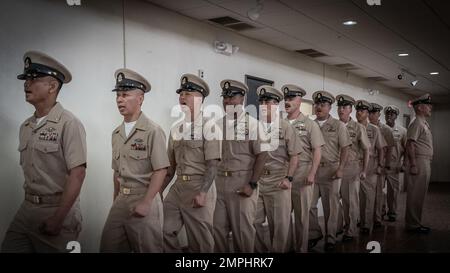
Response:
[220,79,248,97]
[281,84,306,99]
[113,68,151,93]
[336,94,356,106]
[176,73,210,97]
[17,50,72,84]
[312,90,335,104]
[256,85,283,102]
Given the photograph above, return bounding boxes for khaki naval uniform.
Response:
[163,74,221,253]
[288,113,324,252]
[100,68,169,253]
[357,101,386,231]
[283,84,325,253]
[309,91,352,245]
[2,103,86,252]
[341,116,369,237]
[405,95,433,229]
[254,86,301,253]
[384,105,407,219]
[213,79,265,253]
[336,95,370,239]
[2,51,86,253]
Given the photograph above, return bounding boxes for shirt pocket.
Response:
[34,142,59,153]
[128,150,151,174]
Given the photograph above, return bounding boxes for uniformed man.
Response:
[161,74,221,252]
[99,69,169,252]
[283,85,324,253]
[384,105,407,222]
[356,100,386,234]
[405,94,433,234]
[1,51,87,252]
[213,79,268,253]
[369,103,394,228]
[336,95,370,242]
[308,91,351,252]
[254,85,301,253]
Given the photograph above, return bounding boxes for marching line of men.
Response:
[1,51,434,253]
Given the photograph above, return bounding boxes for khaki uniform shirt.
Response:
[387,124,407,168]
[345,118,370,162]
[263,118,302,170]
[168,114,222,176]
[407,116,433,158]
[316,116,352,163]
[364,123,386,158]
[287,113,325,163]
[112,112,170,187]
[218,112,266,172]
[19,102,87,195]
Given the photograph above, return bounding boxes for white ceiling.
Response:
[146,0,450,98]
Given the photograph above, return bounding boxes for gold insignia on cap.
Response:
[339,97,344,102]
[181,76,188,85]
[283,87,289,94]
[24,57,31,69]
[117,73,124,83]
[358,101,362,107]
[224,81,230,89]
[317,92,322,99]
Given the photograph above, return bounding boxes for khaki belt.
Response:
[262,169,286,176]
[119,186,147,195]
[25,193,61,205]
[177,174,204,182]
[319,161,338,167]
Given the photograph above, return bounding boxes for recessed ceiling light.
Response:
[398,53,409,57]
[430,72,439,75]
[343,20,357,26]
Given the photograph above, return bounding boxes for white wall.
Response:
[0,0,416,252]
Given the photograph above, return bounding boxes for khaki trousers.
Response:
[309,163,341,244]
[213,170,258,253]
[339,161,361,237]
[360,158,378,230]
[405,156,432,229]
[100,190,163,253]
[1,200,81,253]
[163,177,215,253]
[290,163,314,253]
[255,170,291,253]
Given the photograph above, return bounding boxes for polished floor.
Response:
[310,182,450,253]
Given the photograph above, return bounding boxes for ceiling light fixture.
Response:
[398,53,409,57]
[430,72,439,75]
[247,0,264,21]
[410,80,419,87]
[343,20,357,26]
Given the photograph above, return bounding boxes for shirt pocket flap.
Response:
[35,142,59,153]
[129,151,148,160]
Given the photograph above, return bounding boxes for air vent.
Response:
[295,49,328,58]
[335,63,359,70]
[366,76,389,82]
[207,16,256,31]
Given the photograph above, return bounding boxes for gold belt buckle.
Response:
[182,175,190,181]
[224,171,231,177]
[33,195,41,204]
[122,188,131,195]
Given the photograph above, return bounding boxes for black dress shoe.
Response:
[407,226,431,234]
[324,242,335,251]
[336,230,344,236]
[374,221,383,229]
[308,236,323,250]
[342,235,354,242]
[360,227,370,234]
[388,215,396,222]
